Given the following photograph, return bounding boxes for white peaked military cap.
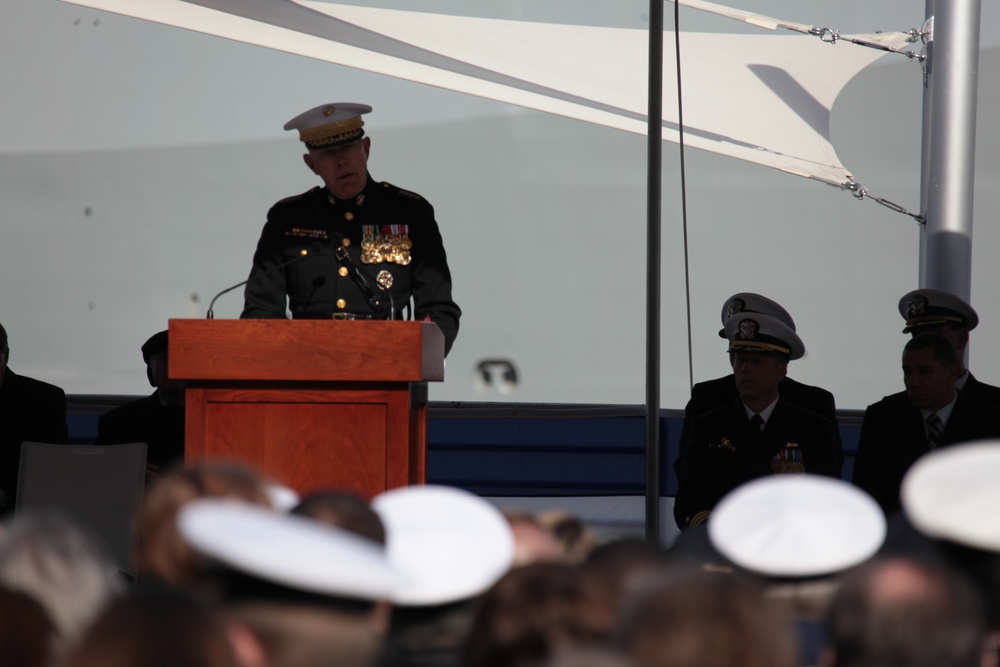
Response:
[709,475,886,578]
[284,102,373,149]
[178,499,396,600]
[725,311,805,360]
[718,292,796,338]
[902,441,1000,551]
[372,485,515,606]
[898,288,979,333]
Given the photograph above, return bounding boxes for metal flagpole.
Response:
[645,0,664,544]
[922,0,981,301]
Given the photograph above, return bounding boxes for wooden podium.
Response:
[167,319,444,498]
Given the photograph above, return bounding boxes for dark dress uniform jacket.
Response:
[0,368,68,507]
[676,374,840,473]
[853,390,1000,517]
[241,176,461,355]
[674,397,841,530]
[963,372,1000,407]
[95,390,185,471]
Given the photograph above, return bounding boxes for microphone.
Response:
[334,243,392,319]
[206,242,323,319]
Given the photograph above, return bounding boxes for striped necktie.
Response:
[926,413,944,447]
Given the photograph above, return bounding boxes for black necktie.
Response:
[749,413,765,442]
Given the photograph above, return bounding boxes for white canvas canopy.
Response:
[61,0,911,187]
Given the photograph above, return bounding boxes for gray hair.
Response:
[0,513,122,644]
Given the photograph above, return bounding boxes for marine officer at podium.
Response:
[241,102,461,355]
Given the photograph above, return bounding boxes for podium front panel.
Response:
[185,384,413,498]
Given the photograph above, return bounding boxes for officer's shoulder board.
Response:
[381,181,426,202]
[273,187,323,207]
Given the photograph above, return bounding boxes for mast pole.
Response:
[922,0,982,301]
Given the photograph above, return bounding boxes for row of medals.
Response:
[361,234,412,266]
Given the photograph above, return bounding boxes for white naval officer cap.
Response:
[719,292,795,338]
[284,102,373,150]
[901,441,1000,551]
[708,475,886,578]
[372,485,515,606]
[898,288,979,334]
[178,499,396,602]
[725,311,805,360]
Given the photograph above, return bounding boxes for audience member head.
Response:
[63,589,239,667]
[0,512,122,651]
[505,511,562,567]
[824,557,986,667]
[902,333,960,411]
[179,499,394,667]
[536,511,602,565]
[466,562,616,667]
[708,475,886,581]
[291,490,386,545]
[374,486,515,666]
[141,329,185,405]
[0,583,56,667]
[374,485,515,607]
[902,442,1000,628]
[708,474,885,623]
[584,538,667,614]
[133,460,273,586]
[619,569,796,667]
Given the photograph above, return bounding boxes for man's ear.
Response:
[957,328,970,350]
[362,136,371,158]
[303,153,319,175]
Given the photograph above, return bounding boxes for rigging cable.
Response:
[674,0,695,394]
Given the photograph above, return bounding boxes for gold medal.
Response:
[377,270,393,289]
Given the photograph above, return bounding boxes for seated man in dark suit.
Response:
[853,332,1000,517]
[96,330,185,475]
[677,293,839,474]
[0,322,68,511]
[898,288,1000,406]
[674,313,841,530]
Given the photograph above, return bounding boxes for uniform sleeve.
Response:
[852,404,892,513]
[241,211,290,319]
[673,418,717,530]
[36,384,68,444]
[409,200,461,355]
[811,418,842,478]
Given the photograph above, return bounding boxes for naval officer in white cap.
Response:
[676,293,841,476]
[898,288,1000,406]
[674,313,841,530]
[240,103,461,355]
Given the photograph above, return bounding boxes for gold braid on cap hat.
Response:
[299,117,365,147]
[905,313,965,328]
[729,340,792,356]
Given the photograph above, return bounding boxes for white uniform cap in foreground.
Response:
[178,499,395,600]
[902,441,1000,551]
[373,485,514,606]
[709,474,885,577]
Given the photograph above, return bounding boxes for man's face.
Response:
[903,346,958,411]
[733,351,786,404]
[303,137,371,199]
